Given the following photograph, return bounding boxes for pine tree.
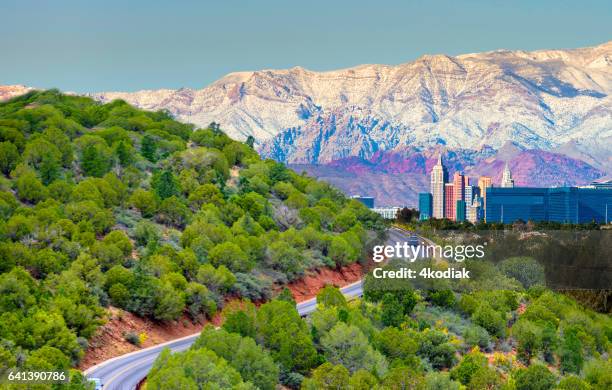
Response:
[208,122,221,134]
[381,293,404,327]
[39,154,60,185]
[559,331,584,374]
[245,135,255,149]
[81,144,109,177]
[153,169,180,200]
[0,141,19,175]
[141,134,157,162]
[115,141,132,166]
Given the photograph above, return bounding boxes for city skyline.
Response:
[419,156,612,224]
[423,155,491,223]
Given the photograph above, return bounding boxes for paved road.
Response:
[84,226,424,389]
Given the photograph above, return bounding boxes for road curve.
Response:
[84,227,421,389]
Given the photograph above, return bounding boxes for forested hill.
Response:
[0,90,385,379]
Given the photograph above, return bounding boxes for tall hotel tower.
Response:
[453,172,465,220]
[501,162,515,188]
[431,155,447,219]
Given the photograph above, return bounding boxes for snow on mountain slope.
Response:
[0,85,33,101]
[88,41,611,173]
[3,42,610,205]
[259,42,612,168]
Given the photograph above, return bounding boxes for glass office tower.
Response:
[456,200,466,222]
[418,193,433,220]
[486,187,612,224]
[485,187,549,223]
[548,187,612,223]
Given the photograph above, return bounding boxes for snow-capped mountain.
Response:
[258,42,612,171]
[0,85,33,101]
[89,41,611,175]
[3,41,610,205]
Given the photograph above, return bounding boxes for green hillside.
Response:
[0,90,610,390]
[0,90,385,382]
[149,283,612,390]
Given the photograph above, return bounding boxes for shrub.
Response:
[514,364,556,390]
[472,303,506,337]
[233,273,272,302]
[134,220,160,247]
[109,283,130,308]
[129,189,157,217]
[124,332,140,346]
[512,319,542,364]
[317,285,347,309]
[428,289,456,308]
[451,349,487,385]
[499,256,545,289]
[425,372,461,390]
[463,325,491,349]
[556,375,591,390]
[467,367,503,390]
[582,358,611,389]
[138,332,148,345]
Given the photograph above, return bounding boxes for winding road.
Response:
[84,226,428,389]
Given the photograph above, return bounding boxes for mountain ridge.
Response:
[291,143,605,206]
[86,40,611,144]
[3,41,610,205]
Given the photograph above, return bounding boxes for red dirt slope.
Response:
[79,262,364,369]
[287,263,364,302]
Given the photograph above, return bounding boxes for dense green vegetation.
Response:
[0,90,385,382]
[399,216,605,232]
[1,90,609,389]
[394,218,612,312]
[149,278,611,389]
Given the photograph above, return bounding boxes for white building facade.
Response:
[431,155,447,219]
[501,162,515,188]
[372,207,401,219]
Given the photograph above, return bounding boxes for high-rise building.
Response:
[476,196,485,222]
[478,176,491,195]
[485,187,612,224]
[592,180,612,190]
[501,162,514,188]
[456,200,466,222]
[464,184,473,206]
[465,185,479,222]
[444,183,455,220]
[468,195,483,223]
[430,155,447,219]
[453,172,465,220]
[418,193,433,221]
[478,176,492,221]
[548,187,612,224]
[486,187,548,223]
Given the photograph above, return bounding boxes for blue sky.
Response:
[1,0,610,92]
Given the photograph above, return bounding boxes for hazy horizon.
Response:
[2,0,611,92]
